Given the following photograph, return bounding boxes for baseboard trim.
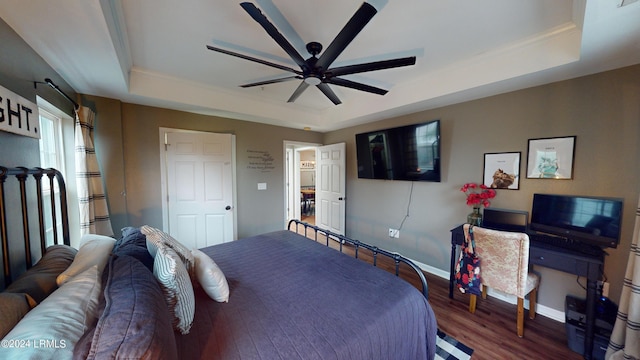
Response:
[410,259,565,323]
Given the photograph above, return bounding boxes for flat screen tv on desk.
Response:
[530,193,623,249]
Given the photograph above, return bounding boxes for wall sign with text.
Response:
[246,149,275,172]
[0,84,40,139]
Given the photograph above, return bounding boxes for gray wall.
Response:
[324,64,640,312]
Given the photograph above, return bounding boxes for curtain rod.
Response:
[34,78,79,110]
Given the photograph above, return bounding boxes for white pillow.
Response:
[57,234,115,285]
[154,245,195,335]
[192,248,229,303]
[141,225,195,276]
[0,265,102,359]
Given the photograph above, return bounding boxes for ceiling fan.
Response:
[206,2,416,105]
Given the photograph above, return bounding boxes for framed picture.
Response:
[483,152,521,189]
[526,136,576,179]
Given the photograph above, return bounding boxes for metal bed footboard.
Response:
[287,219,429,299]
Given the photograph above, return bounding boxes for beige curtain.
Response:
[606,195,640,359]
[75,106,113,236]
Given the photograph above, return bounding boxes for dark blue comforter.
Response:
[176,230,437,360]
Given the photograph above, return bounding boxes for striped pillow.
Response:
[141,225,195,277]
[153,245,195,335]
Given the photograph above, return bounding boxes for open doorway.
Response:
[284,141,319,226]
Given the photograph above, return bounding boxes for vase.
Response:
[467,207,482,226]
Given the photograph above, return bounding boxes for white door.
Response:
[315,143,346,235]
[162,130,235,249]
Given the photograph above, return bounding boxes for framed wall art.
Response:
[483,152,520,189]
[526,136,576,179]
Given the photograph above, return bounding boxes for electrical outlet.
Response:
[388,228,399,238]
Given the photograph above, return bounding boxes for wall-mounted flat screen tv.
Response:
[355,120,440,182]
[530,193,623,248]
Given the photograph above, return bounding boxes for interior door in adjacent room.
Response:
[315,142,346,235]
[161,129,236,248]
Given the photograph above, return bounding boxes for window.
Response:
[38,108,65,177]
[37,97,75,245]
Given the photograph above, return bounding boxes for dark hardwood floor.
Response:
[294,227,584,359]
[418,271,583,360]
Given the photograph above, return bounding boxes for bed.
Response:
[0,166,437,359]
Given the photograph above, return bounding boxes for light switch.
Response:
[257,183,267,190]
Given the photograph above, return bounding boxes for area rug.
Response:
[436,329,474,360]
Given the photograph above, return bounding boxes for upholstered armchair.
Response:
[463,224,540,337]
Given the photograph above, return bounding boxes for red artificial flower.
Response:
[460,182,497,209]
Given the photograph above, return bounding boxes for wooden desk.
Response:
[449,225,603,360]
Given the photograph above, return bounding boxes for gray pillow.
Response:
[113,227,153,270]
[0,292,36,339]
[75,255,178,360]
[5,244,77,303]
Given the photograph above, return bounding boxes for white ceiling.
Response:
[1,0,639,132]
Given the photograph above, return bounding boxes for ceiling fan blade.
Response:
[207,45,301,74]
[240,2,307,69]
[316,2,377,70]
[325,77,387,95]
[287,81,310,103]
[327,56,416,77]
[240,76,302,88]
[316,83,342,105]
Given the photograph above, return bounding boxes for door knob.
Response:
[225,206,231,210]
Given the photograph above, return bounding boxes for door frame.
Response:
[159,127,238,239]
[283,140,320,226]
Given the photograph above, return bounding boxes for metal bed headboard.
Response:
[0,166,71,287]
[287,219,429,299]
